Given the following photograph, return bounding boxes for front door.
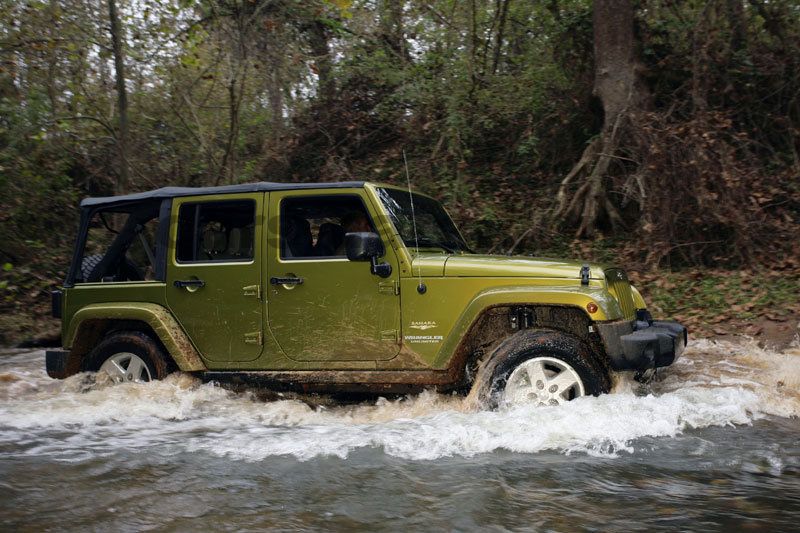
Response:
[166,193,264,363]
[266,190,401,362]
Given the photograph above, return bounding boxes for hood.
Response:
[437,254,605,279]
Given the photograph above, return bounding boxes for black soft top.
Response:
[80,181,367,209]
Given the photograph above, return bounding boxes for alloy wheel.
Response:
[504,356,585,406]
[99,352,152,383]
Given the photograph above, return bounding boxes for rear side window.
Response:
[176,200,255,263]
[76,203,163,283]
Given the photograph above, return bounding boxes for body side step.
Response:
[201,369,457,394]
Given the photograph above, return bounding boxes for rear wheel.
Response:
[84,331,171,383]
[99,352,153,383]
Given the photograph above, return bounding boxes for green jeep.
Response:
[46,181,686,407]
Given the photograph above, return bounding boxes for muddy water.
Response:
[1,340,799,531]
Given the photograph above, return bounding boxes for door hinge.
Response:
[242,284,261,299]
[378,281,400,295]
[243,331,263,345]
[380,329,399,343]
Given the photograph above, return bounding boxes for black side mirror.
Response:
[345,232,392,278]
[345,232,383,260]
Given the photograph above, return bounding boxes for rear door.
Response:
[266,190,401,362]
[166,193,264,363]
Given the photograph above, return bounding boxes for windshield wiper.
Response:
[414,239,456,253]
[444,233,475,254]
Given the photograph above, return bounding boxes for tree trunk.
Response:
[726,0,746,54]
[217,14,249,186]
[108,0,129,193]
[547,0,561,22]
[491,0,511,75]
[691,3,713,113]
[45,0,61,118]
[224,76,239,184]
[554,0,649,237]
[379,0,409,62]
[261,19,285,141]
[267,69,284,140]
[307,20,334,102]
[467,0,479,92]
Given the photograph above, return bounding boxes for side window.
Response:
[280,195,374,260]
[76,201,162,283]
[176,200,255,263]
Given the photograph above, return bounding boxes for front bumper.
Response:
[597,312,687,371]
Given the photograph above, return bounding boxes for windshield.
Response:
[377,187,471,253]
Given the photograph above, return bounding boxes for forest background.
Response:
[1,0,798,345]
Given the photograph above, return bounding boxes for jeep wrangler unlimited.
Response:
[46,181,686,407]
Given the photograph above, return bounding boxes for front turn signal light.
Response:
[586,302,599,314]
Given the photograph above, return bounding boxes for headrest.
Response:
[226,226,254,257]
[228,227,242,252]
[201,227,227,256]
[283,215,313,257]
[239,225,254,255]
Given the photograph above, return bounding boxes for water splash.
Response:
[0,339,797,462]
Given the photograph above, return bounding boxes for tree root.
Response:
[554,111,628,237]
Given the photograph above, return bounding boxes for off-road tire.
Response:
[82,330,171,381]
[80,254,104,281]
[81,253,142,282]
[475,329,610,408]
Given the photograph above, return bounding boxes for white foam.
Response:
[180,386,762,461]
[0,338,797,461]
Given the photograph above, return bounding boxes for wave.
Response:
[0,338,797,461]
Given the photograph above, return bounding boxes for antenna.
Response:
[403,149,426,294]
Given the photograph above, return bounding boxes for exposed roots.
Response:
[555,108,798,267]
[554,111,630,237]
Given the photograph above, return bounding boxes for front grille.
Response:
[605,269,636,319]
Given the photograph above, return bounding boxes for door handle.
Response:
[174,279,206,288]
[270,276,304,286]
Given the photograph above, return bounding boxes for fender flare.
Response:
[432,284,620,368]
[64,302,206,372]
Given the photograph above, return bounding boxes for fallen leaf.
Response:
[744,325,763,336]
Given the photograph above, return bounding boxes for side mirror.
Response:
[345,232,383,260]
[345,232,392,278]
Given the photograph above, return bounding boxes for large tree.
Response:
[554,0,650,237]
[108,0,129,193]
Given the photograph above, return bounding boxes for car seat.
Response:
[314,223,345,256]
[226,225,254,259]
[283,215,313,258]
[200,226,227,260]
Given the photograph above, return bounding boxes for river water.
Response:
[1,339,798,531]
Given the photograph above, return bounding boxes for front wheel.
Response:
[475,330,610,408]
[503,356,588,406]
[84,331,171,384]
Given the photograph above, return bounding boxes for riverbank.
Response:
[629,267,800,349]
